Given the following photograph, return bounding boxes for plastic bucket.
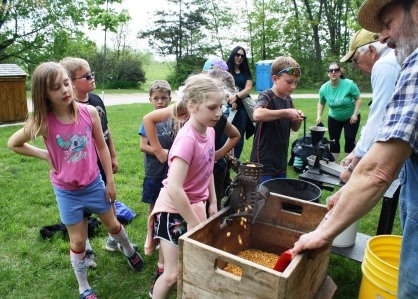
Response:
[332,221,358,247]
[261,178,321,213]
[358,235,401,299]
[326,197,358,247]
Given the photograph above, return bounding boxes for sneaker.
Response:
[105,237,138,252]
[104,237,119,252]
[118,243,144,271]
[85,250,97,269]
[80,288,97,299]
[149,268,164,297]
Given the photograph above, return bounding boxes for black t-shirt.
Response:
[84,93,109,146]
[250,89,294,176]
[214,115,227,151]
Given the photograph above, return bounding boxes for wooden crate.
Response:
[178,193,332,299]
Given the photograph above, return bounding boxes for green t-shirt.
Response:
[319,78,361,121]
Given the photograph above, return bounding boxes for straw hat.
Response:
[358,0,394,33]
[340,29,380,62]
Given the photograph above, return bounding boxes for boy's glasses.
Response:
[235,53,245,58]
[276,67,301,77]
[74,72,95,81]
[328,68,340,73]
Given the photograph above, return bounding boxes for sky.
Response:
[85,0,169,55]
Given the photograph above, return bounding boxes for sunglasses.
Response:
[74,72,95,81]
[328,68,340,73]
[235,53,245,58]
[276,67,301,77]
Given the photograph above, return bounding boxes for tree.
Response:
[0,0,87,68]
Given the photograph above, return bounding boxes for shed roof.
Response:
[0,64,27,77]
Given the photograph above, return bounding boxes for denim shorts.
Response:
[142,177,164,205]
[53,175,112,225]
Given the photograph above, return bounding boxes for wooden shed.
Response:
[0,64,28,123]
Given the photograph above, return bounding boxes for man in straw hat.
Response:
[338,29,400,183]
[292,1,418,296]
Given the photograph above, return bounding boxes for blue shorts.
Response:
[142,177,164,205]
[53,175,112,225]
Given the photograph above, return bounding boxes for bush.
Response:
[166,55,206,89]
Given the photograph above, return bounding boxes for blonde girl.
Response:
[7,62,142,299]
[145,73,224,298]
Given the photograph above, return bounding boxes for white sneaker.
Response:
[85,249,97,268]
[105,237,119,252]
[104,237,138,252]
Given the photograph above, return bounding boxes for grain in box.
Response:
[178,192,334,299]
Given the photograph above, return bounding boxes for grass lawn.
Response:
[0,96,401,298]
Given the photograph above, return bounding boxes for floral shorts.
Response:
[154,212,187,246]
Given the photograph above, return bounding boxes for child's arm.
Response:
[253,107,304,123]
[166,157,201,228]
[89,106,116,202]
[139,135,160,156]
[207,174,218,217]
[143,106,174,163]
[8,126,50,161]
[215,121,240,161]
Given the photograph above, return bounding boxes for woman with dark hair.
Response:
[225,46,255,159]
[317,62,362,162]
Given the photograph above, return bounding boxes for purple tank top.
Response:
[44,103,99,190]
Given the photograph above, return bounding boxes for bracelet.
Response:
[347,164,353,172]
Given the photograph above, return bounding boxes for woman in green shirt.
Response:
[317,62,362,162]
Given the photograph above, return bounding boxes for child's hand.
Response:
[207,202,218,217]
[289,109,304,123]
[105,182,116,203]
[155,148,169,163]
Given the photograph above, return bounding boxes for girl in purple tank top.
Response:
[7,62,143,299]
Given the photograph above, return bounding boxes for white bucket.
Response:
[326,197,358,247]
[332,221,358,247]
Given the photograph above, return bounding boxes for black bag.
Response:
[40,216,101,240]
[288,134,335,172]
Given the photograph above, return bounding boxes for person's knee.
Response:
[164,271,179,287]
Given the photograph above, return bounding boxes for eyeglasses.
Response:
[351,52,360,64]
[235,53,245,58]
[328,68,340,73]
[74,72,95,81]
[276,67,301,77]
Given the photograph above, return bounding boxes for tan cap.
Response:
[358,0,394,33]
[340,29,380,62]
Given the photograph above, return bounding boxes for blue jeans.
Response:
[397,158,418,297]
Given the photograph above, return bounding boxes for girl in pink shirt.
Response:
[148,74,224,298]
[7,62,142,299]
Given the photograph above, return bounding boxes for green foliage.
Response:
[0,0,88,68]
[88,50,146,89]
[166,55,206,89]
[86,0,131,33]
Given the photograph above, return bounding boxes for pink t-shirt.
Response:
[44,103,99,190]
[162,121,215,204]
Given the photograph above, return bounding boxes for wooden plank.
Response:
[313,276,337,299]
[256,193,328,233]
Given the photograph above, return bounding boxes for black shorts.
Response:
[154,212,187,246]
